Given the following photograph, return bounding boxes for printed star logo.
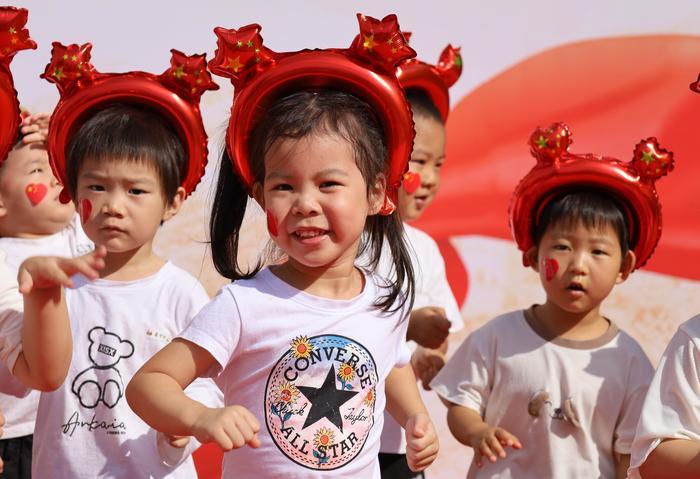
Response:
[296,365,358,432]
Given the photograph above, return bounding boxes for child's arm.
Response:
[638,440,700,478]
[13,248,105,390]
[446,402,522,468]
[615,453,630,479]
[126,338,260,451]
[385,364,439,472]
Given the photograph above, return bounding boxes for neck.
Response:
[271,250,363,300]
[101,239,164,281]
[533,301,608,341]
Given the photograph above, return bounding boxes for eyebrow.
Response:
[411,149,445,159]
[81,172,157,185]
[265,168,350,181]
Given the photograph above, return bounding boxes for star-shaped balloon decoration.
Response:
[436,44,462,88]
[159,49,219,100]
[0,7,36,59]
[40,42,95,94]
[208,24,275,88]
[351,14,415,72]
[632,137,674,181]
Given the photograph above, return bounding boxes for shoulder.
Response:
[609,326,653,370]
[468,310,528,341]
[678,314,700,340]
[403,224,440,252]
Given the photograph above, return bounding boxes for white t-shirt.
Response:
[180,267,411,478]
[0,214,93,439]
[374,223,463,454]
[430,308,653,479]
[31,262,220,478]
[628,315,700,478]
[0,250,25,398]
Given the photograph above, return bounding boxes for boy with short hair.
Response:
[430,123,673,478]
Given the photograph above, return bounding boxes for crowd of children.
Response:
[1,5,699,479]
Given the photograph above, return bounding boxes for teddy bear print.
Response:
[71,326,135,409]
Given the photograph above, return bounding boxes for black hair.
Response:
[406,88,443,124]
[533,188,631,256]
[210,89,415,313]
[66,103,186,200]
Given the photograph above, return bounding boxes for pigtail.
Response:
[209,148,261,281]
[364,212,415,314]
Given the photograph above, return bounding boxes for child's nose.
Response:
[421,166,438,187]
[292,190,320,216]
[101,195,126,217]
[568,252,587,274]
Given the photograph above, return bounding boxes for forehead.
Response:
[5,142,49,167]
[78,157,160,182]
[412,115,445,151]
[546,218,620,242]
[264,133,357,173]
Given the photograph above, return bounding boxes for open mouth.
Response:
[292,228,328,242]
[566,282,585,292]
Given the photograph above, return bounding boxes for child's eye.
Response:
[129,188,147,195]
[29,167,43,174]
[592,249,608,256]
[320,181,341,189]
[87,185,104,192]
[271,183,292,191]
[410,159,426,166]
[553,244,569,251]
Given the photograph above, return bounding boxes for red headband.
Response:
[0,6,36,164]
[43,42,218,200]
[396,32,462,122]
[209,13,416,215]
[509,122,674,270]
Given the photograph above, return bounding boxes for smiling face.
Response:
[76,157,182,257]
[255,133,385,272]
[533,220,635,314]
[397,114,446,222]
[0,142,75,237]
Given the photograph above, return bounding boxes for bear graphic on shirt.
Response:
[71,326,134,409]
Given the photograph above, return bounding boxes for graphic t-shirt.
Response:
[180,267,411,478]
[31,262,219,478]
[0,214,93,439]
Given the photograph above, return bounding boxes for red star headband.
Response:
[43,42,218,201]
[0,6,36,164]
[209,13,416,215]
[396,32,462,122]
[509,122,674,270]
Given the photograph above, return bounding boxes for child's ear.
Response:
[0,195,6,219]
[251,182,265,209]
[162,187,186,222]
[367,174,387,216]
[616,250,636,283]
[525,246,539,272]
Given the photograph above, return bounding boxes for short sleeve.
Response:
[0,256,23,371]
[429,326,494,415]
[628,318,700,477]
[178,286,242,377]
[612,342,653,454]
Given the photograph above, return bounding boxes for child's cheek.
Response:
[25,183,48,205]
[79,199,92,225]
[266,209,278,237]
[541,257,559,282]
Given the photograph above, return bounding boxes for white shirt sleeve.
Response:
[429,325,493,415]
[178,286,242,377]
[628,317,700,478]
[0,253,23,372]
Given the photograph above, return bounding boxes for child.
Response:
[430,123,673,478]
[127,15,439,478]
[628,316,700,478]
[19,44,222,478]
[378,43,465,479]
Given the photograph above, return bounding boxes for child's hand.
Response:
[411,347,446,390]
[407,307,451,349]
[17,246,106,293]
[404,412,439,472]
[20,112,50,144]
[191,405,261,451]
[157,431,191,449]
[470,424,522,468]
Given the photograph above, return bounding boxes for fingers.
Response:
[495,428,522,449]
[406,414,438,471]
[17,267,35,294]
[168,436,191,448]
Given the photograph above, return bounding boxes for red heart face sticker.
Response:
[266,209,278,237]
[542,257,559,282]
[25,183,48,205]
[79,199,92,224]
[402,171,421,195]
